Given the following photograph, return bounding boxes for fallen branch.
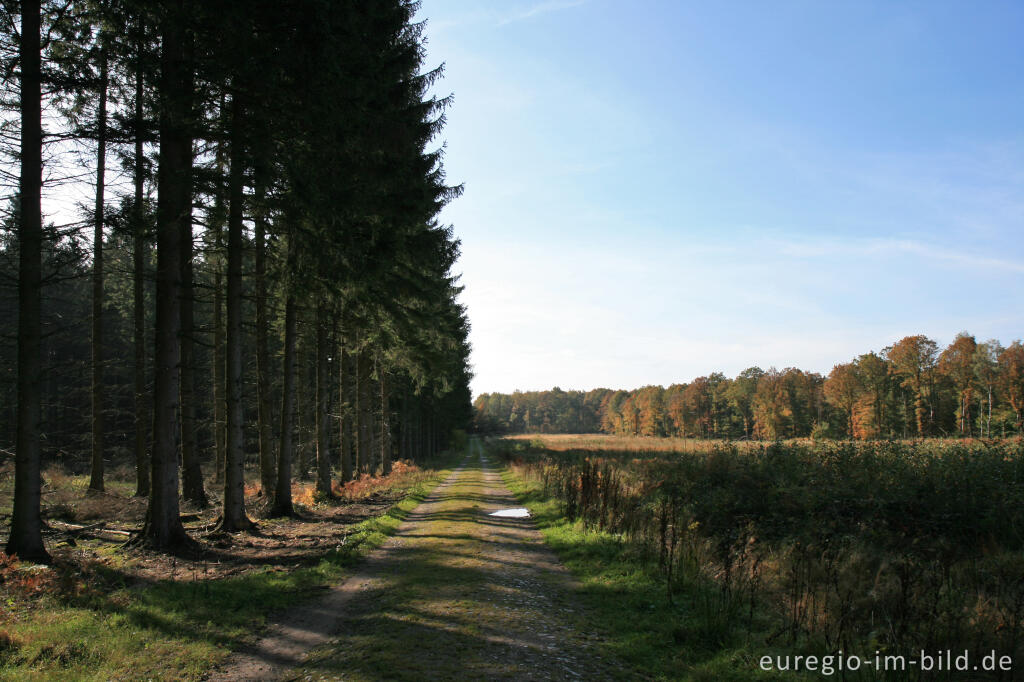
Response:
[47,520,133,542]
[49,520,107,535]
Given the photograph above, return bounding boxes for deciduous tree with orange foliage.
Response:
[726,367,762,439]
[753,369,791,440]
[938,332,977,435]
[824,363,862,438]
[475,334,1024,440]
[887,335,938,436]
[1000,341,1024,431]
[974,340,1002,438]
[684,377,714,438]
[855,352,890,437]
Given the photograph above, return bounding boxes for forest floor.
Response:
[0,459,451,679]
[211,438,630,681]
[0,460,429,583]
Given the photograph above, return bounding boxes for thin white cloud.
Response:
[879,239,1024,274]
[497,0,587,26]
[771,235,1024,274]
[459,232,1024,395]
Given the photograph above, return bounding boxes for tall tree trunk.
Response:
[212,96,227,486]
[339,342,352,483]
[356,350,370,475]
[219,92,252,532]
[176,23,205,508]
[88,40,109,493]
[978,394,984,438]
[179,183,206,508]
[213,259,225,483]
[270,289,296,517]
[369,372,379,472]
[6,0,50,564]
[297,345,311,480]
[428,415,436,458]
[380,365,390,475]
[421,408,428,460]
[424,414,431,459]
[410,406,418,462]
[352,349,360,475]
[271,228,297,517]
[400,390,409,462]
[315,301,332,497]
[253,170,274,497]
[140,0,192,551]
[132,25,149,498]
[414,406,422,462]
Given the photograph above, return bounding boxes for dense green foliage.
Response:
[498,436,1024,676]
[476,334,1024,439]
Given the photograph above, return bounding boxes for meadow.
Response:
[497,434,1024,679]
[504,433,828,453]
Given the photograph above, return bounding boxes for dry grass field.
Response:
[495,433,1024,678]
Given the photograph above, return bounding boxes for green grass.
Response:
[0,461,456,681]
[500,467,796,682]
[294,461,511,680]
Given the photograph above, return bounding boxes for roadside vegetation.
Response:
[497,435,1024,680]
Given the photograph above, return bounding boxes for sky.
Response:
[419,0,1024,397]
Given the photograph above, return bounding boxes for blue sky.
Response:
[420,0,1024,396]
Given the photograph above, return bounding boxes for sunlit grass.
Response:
[501,466,789,681]
[0,458,457,680]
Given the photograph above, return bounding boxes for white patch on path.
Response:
[489,507,531,518]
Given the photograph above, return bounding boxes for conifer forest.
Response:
[1,0,470,560]
[1,1,1023,680]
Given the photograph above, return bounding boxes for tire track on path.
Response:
[211,438,625,680]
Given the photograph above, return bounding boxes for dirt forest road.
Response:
[210,438,627,681]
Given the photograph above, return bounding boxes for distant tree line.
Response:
[2,0,472,562]
[475,334,1024,440]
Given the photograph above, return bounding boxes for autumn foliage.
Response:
[288,460,425,506]
[475,333,1024,439]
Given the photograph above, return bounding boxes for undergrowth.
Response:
[498,436,1024,681]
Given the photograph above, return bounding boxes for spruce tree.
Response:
[6,0,50,564]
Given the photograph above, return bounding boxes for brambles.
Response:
[498,436,1024,664]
